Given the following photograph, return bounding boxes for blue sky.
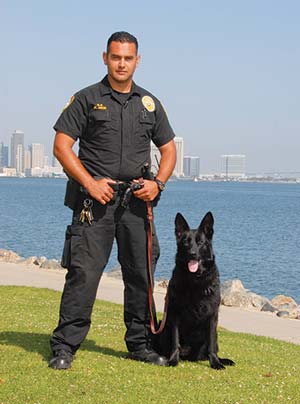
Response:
[1,0,299,173]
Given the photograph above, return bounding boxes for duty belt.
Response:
[108,179,144,208]
[79,179,144,224]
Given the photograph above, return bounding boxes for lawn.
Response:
[0,285,299,404]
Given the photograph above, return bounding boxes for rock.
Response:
[107,266,122,279]
[33,256,47,266]
[20,256,38,265]
[221,290,254,308]
[221,279,253,308]
[288,307,300,320]
[276,311,290,318]
[157,279,169,289]
[271,295,297,311]
[21,256,48,266]
[40,259,63,270]
[221,279,269,309]
[248,292,270,309]
[0,249,22,263]
[221,279,246,295]
[261,301,277,313]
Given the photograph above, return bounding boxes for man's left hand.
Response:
[133,179,159,202]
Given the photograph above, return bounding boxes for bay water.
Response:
[0,177,299,301]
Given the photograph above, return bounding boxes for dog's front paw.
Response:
[220,358,235,366]
[168,349,180,367]
[209,354,225,370]
[210,360,225,370]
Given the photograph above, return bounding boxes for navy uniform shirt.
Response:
[54,75,175,181]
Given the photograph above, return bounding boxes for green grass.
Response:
[0,286,300,404]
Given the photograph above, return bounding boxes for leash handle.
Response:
[146,201,168,335]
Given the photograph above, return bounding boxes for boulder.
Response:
[288,307,300,320]
[271,295,297,311]
[20,256,47,266]
[247,292,270,309]
[33,256,47,266]
[221,279,270,309]
[107,266,122,279]
[221,290,255,308]
[276,311,290,318]
[40,259,63,270]
[221,279,245,295]
[0,249,22,263]
[157,279,169,289]
[261,301,277,313]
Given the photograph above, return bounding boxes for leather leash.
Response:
[146,200,169,335]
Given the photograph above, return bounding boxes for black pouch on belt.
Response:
[64,178,81,210]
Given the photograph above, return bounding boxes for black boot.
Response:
[49,350,74,370]
[128,348,168,366]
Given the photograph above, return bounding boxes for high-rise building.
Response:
[150,136,184,177]
[24,149,31,170]
[0,142,9,167]
[183,156,200,178]
[150,142,161,175]
[16,144,24,174]
[173,136,184,177]
[221,155,246,178]
[10,130,24,171]
[52,156,61,167]
[30,143,45,168]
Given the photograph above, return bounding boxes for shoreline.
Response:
[1,260,300,345]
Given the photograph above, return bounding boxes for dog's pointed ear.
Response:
[199,211,214,239]
[175,213,189,239]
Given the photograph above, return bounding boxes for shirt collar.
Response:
[99,75,142,97]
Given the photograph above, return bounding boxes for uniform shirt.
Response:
[54,75,175,181]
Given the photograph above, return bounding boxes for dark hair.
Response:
[106,31,138,54]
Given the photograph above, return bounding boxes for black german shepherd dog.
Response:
[155,212,235,369]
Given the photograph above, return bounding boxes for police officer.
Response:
[49,31,176,369]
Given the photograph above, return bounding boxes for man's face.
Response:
[103,41,140,86]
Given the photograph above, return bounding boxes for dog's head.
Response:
[175,211,215,276]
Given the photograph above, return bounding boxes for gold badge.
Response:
[63,95,75,111]
[142,96,155,112]
[93,103,107,110]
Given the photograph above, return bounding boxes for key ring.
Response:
[83,199,93,209]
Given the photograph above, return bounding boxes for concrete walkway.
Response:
[1,262,300,345]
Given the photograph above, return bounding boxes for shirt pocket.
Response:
[89,109,111,125]
[137,109,155,143]
[88,109,118,136]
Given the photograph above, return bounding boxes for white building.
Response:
[10,130,24,172]
[30,143,45,169]
[183,156,200,178]
[221,155,246,178]
[16,144,24,175]
[150,136,184,177]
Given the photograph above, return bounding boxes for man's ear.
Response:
[136,54,141,67]
[103,51,108,66]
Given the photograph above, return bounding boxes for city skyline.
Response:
[0,130,62,177]
[1,2,300,174]
[2,130,299,180]
[2,131,300,178]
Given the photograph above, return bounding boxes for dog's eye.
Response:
[182,237,190,246]
[196,236,203,245]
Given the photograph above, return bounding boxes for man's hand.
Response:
[85,178,116,205]
[133,180,159,202]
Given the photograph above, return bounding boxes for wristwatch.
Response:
[154,178,165,192]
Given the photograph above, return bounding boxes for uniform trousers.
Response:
[50,194,160,355]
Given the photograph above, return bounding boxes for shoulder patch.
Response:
[142,95,155,112]
[63,95,75,111]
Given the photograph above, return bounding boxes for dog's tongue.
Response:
[188,260,199,273]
